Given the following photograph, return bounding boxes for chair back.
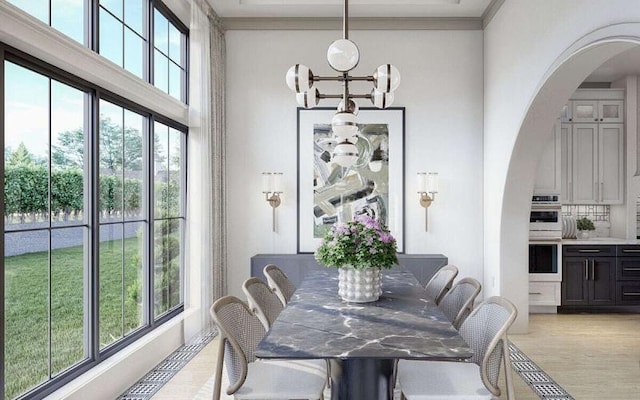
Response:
[209,296,266,398]
[263,264,297,305]
[424,264,458,304]
[459,296,517,397]
[242,277,284,330]
[438,277,482,329]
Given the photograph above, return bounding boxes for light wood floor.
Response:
[150,313,640,399]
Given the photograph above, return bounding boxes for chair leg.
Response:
[212,337,225,400]
[502,337,516,400]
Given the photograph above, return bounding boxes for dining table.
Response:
[254,266,473,400]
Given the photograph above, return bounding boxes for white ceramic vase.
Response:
[338,265,382,303]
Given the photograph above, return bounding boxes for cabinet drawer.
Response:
[617,258,640,280]
[616,282,640,305]
[616,246,640,256]
[563,245,615,256]
[529,282,561,306]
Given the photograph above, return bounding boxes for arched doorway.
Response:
[499,24,640,333]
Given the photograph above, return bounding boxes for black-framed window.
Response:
[7,0,188,103]
[2,48,187,400]
[7,0,86,45]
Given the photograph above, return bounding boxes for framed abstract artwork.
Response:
[297,107,405,253]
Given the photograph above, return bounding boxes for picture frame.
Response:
[297,107,405,253]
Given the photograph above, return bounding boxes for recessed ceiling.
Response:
[207,0,494,18]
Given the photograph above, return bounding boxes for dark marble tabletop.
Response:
[255,266,473,360]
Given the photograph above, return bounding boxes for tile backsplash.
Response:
[561,204,610,222]
[562,205,610,237]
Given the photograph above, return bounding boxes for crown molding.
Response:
[221,16,483,31]
[482,0,505,28]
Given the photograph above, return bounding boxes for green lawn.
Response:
[4,237,143,400]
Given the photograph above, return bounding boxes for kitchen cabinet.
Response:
[558,88,624,205]
[615,246,640,305]
[561,123,623,204]
[561,246,616,307]
[533,124,561,195]
[571,99,624,123]
[529,281,561,306]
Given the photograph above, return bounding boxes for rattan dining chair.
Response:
[242,277,335,391]
[263,264,297,306]
[242,277,284,330]
[210,296,327,400]
[424,264,459,305]
[397,296,518,400]
[438,277,482,329]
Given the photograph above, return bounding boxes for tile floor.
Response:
[149,313,640,400]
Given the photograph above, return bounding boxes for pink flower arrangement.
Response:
[315,215,398,270]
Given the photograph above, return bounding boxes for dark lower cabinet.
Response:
[562,256,615,306]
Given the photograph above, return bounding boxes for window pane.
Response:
[154,218,181,317]
[124,222,145,334]
[124,0,144,36]
[124,28,144,79]
[168,24,181,65]
[168,128,182,217]
[100,0,123,20]
[153,122,168,218]
[168,62,181,101]
[51,81,86,227]
[124,110,144,219]
[52,0,85,44]
[99,8,124,68]
[153,9,168,55]
[154,50,168,94]
[51,227,88,375]
[5,62,50,230]
[4,230,50,399]
[100,101,124,222]
[8,0,49,25]
[99,223,124,348]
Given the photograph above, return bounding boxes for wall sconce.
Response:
[262,172,283,232]
[417,172,439,231]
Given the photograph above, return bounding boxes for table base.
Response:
[332,358,395,400]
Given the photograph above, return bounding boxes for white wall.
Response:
[225,30,484,299]
[484,0,640,332]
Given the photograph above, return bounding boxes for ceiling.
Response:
[206,0,495,18]
[585,47,640,83]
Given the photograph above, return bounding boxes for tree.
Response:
[7,142,38,166]
[52,116,163,172]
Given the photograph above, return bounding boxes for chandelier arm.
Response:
[314,75,374,82]
[317,93,372,99]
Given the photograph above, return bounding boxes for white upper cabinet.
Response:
[534,125,561,195]
[571,100,624,123]
[559,89,624,205]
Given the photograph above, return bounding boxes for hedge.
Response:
[4,165,177,221]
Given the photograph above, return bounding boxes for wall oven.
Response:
[529,195,562,281]
[529,195,562,239]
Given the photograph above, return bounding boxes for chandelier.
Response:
[285,0,400,167]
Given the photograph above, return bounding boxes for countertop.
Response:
[562,237,640,245]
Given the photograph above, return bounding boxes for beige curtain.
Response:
[188,0,226,330]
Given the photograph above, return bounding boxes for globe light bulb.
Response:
[338,98,359,115]
[296,89,320,108]
[331,112,359,139]
[370,89,395,109]
[327,39,360,72]
[373,64,400,93]
[332,140,359,167]
[286,64,313,93]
